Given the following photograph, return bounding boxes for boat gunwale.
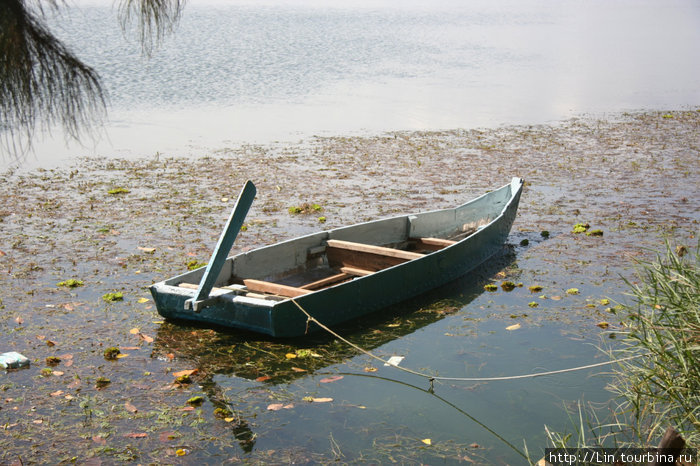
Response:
[151,177,523,315]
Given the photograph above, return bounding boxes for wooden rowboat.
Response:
[150,178,524,337]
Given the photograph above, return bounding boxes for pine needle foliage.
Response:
[0,0,184,157]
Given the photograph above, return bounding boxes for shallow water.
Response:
[8,0,700,168]
[1,111,698,463]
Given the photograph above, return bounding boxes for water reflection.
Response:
[150,249,517,455]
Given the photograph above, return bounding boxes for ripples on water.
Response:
[10,0,700,163]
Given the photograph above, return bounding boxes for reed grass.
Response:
[545,239,700,451]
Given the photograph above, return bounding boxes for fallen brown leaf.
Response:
[319,375,344,383]
[125,433,148,438]
[172,369,198,378]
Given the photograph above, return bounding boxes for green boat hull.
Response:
[150,178,523,337]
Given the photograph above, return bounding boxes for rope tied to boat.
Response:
[289,298,648,385]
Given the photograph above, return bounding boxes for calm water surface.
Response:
[14,0,700,166]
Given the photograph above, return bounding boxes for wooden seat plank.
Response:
[243,279,311,298]
[339,266,374,277]
[410,237,457,252]
[300,272,352,290]
[326,239,423,260]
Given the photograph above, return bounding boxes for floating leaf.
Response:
[175,448,188,456]
[129,328,140,334]
[364,366,378,372]
[551,295,562,301]
[139,333,154,343]
[528,285,543,293]
[255,375,271,382]
[267,403,294,411]
[285,353,297,359]
[102,292,124,303]
[421,438,432,445]
[224,417,235,423]
[506,323,521,331]
[483,284,498,292]
[173,369,198,378]
[320,375,344,383]
[116,353,129,359]
[14,316,23,325]
[108,187,130,195]
[125,401,138,413]
[500,281,516,291]
[596,321,610,329]
[137,247,156,254]
[291,367,306,372]
[92,435,107,445]
[50,390,64,397]
[566,288,580,295]
[310,397,333,403]
[57,279,83,288]
[137,297,150,304]
[186,396,205,406]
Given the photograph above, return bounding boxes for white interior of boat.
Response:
[168,179,517,301]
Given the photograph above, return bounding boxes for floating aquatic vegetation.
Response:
[95,377,111,388]
[186,396,205,406]
[528,285,543,293]
[104,347,121,360]
[107,187,130,195]
[572,223,590,234]
[566,288,580,295]
[586,229,603,237]
[102,292,124,302]
[484,284,498,292]
[501,281,516,291]
[540,230,550,238]
[528,302,539,308]
[288,203,323,215]
[520,239,529,246]
[186,259,207,270]
[46,356,61,366]
[57,279,84,288]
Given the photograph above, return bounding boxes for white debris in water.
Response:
[384,356,405,367]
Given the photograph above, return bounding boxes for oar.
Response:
[185,180,257,312]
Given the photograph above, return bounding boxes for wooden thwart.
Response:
[340,266,374,277]
[326,239,423,272]
[300,272,352,290]
[410,237,457,252]
[327,239,424,260]
[243,279,311,298]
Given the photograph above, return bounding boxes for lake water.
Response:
[10,0,700,167]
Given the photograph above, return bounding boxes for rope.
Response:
[290,298,647,383]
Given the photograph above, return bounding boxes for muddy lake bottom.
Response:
[1,110,698,464]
